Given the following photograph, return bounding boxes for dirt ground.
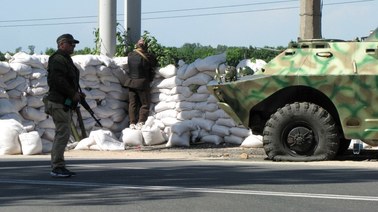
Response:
[64,143,268,160]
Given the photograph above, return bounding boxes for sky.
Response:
[0,0,377,54]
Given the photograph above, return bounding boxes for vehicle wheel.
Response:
[337,138,351,155]
[263,102,339,161]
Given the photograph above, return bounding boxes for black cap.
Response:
[56,34,80,44]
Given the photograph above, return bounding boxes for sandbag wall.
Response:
[0,52,262,155]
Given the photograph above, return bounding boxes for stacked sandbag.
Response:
[142,52,263,147]
[71,55,129,136]
[0,53,130,154]
[1,51,264,154]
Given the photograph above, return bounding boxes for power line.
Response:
[143,0,298,14]
[0,0,374,27]
[143,6,298,20]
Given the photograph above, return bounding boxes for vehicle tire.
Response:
[337,138,351,155]
[263,102,339,161]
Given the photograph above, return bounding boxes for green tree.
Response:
[28,45,35,54]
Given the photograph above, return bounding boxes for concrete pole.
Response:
[99,0,116,57]
[299,0,322,40]
[124,0,141,45]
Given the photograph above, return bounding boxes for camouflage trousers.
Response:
[45,100,72,169]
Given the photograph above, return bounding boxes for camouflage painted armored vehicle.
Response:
[208,28,378,161]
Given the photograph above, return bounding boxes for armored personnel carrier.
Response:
[208,28,378,161]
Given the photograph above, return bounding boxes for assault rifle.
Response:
[71,90,103,141]
[79,94,103,128]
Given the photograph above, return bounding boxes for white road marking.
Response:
[1,179,378,202]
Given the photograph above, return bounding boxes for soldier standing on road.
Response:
[125,38,157,130]
[44,34,81,178]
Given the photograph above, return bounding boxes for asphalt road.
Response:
[1,149,378,212]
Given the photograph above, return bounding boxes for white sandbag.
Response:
[96,65,113,76]
[38,117,55,129]
[9,97,27,112]
[110,108,126,122]
[41,139,53,153]
[22,120,36,132]
[169,86,192,98]
[229,127,251,138]
[177,110,203,120]
[99,82,122,93]
[205,109,229,120]
[215,118,236,127]
[182,73,214,86]
[0,119,25,155]
[2,69,17,82]
[9,63,33,76]
[166,132,190,147]
[0,87,8,98]
[201,135,223,145]
[207,94,219,103]
[191,118,214,131]
[154,101,176,113]
[186,93,209,102]
[99,55,116,67]
[165,94,185,102]
[194,52,226,72]
[98,118,114,129]
[9,52,44,69]
[236,59,256,71]
[142,125,166,146]
[82,88,106,100]
[155,109,178,120]
[241,134,263,148]
[74,137,96,150]
[176,101,196,111]
[101,98,128,110]
[109,116,130,133]
[157,64,177,78]
[182,63,200,80]
[42,128,55,141]
[27,86,48,96]
[19,131,42,155]
[30,68,47,79]
[90,129,124,150]
[176,63,189,80]
[107,90,128,101]
[0,112,23,123]
[194,102,218,112]
[30,76,47,87]
[5,76,26,90]
[7,89,23,99]
[93,105,118,119]
[27,96,44,108]
[170,120,197,135]
[160,117,180,126]
[211,124,230,136]
[0,61,11,74]
[20,106,47,122]
[121,128,144,146]
[224,135,244,145]
[99,74,119,85]
[156,76,182,89]
[0,98,18,115]
[197,85,210,94]
[72,55,102,67]
[35,55,50,69]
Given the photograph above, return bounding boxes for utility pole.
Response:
[99,0,117,57]
[124,0,142,46]
[299,0,322,40]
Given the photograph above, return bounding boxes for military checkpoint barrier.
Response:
[0,52,265,155]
